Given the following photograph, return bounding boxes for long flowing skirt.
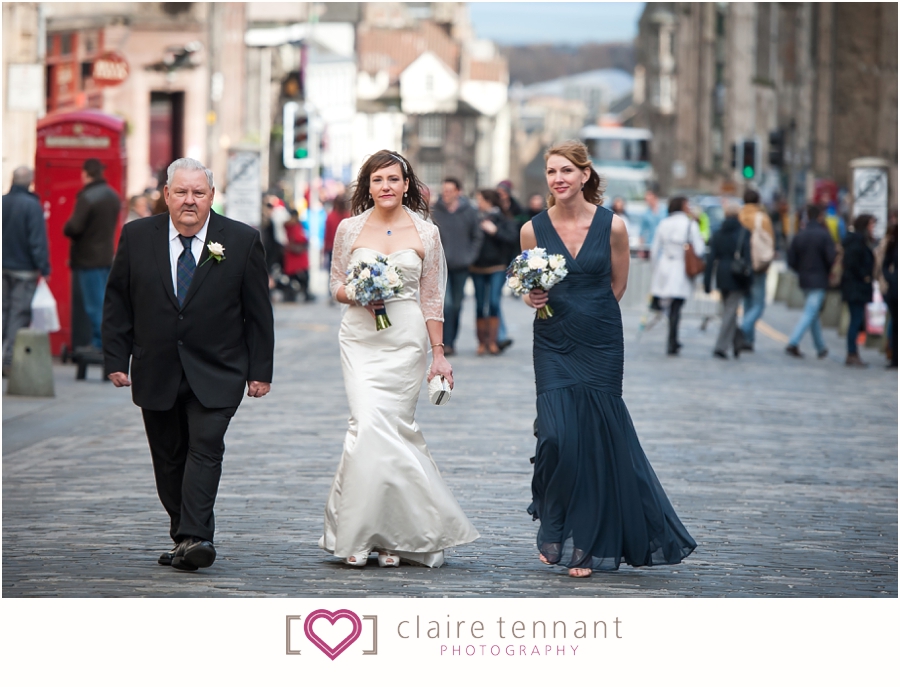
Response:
[529,384,696,571]
[319,299,479,567]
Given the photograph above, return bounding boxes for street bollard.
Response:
[5,329,55,397]
[820,291,843,328]
[787,274,807,309]
[774,269,795,303]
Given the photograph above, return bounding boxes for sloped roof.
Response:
[358,20,459,83]
[469,57,507,83]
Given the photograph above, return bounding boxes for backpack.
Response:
[750,211,775,273]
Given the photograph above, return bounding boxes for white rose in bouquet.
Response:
[527,256,548,271]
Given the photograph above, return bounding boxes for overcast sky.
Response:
[467,1,645,45]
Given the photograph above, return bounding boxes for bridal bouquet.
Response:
[506,247,568,319]
[345,255,403,330]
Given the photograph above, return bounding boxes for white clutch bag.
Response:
[428,375,451,406]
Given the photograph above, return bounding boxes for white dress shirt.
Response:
[168,215,210,297]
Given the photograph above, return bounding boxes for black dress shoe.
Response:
[497,339,513,352]
[713,350,728,359]
[171,538,216,571]
[158,545,178,566]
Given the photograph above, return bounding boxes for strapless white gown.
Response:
[318,248,480,567]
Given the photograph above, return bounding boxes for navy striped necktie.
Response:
[176,234,196,306]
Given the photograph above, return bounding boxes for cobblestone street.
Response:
[3,287,897,597]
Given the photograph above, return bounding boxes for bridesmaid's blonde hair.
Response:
[544,140,605,208]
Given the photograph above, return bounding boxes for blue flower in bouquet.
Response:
[506,247,567,319]
[345,255,403,330]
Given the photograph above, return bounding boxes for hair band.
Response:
[389,153,408,173]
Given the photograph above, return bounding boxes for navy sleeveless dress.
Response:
[528,206,696,571]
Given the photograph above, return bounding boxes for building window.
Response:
[419,162,443,188]
[755,3,776,83]
[712,3,728,171]
[60,33,74,56]
[419,115,444,147]
[464,119,476,147]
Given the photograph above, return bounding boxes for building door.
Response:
[149,91,185,181]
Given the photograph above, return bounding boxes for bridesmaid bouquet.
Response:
[506,247,568,319]
[345,256,403,330]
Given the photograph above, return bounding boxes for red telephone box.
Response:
[34,110,127,356]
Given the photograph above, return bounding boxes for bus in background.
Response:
[580,125,654,248]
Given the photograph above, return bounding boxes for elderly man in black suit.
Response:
[102,158,274,571]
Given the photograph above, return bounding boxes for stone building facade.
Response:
[2,2,42,187]
[635,2,897,209]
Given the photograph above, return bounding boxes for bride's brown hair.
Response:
[544,140,605,208]
[350,150,430,218]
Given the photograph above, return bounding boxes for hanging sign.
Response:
[92,52,130,88]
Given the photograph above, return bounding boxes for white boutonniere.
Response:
[199,241,225,267]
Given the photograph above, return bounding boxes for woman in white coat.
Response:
[650,197,707,355]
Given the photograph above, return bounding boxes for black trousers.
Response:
[667,298,685,352]
[141,374,237,544]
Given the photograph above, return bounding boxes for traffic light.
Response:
[741,139,758,179]
[730,141,738,169]
[768,129,785,167]
[283,102,316,169]
[294,113,309,160]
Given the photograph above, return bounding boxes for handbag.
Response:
[428,375,451,406]
[683,218,705,278]
[731,229,753,282]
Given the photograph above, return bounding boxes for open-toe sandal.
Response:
[345,551,369,567]
[539,543,561,565]
[377,552,400,567]
[568,567,592,578]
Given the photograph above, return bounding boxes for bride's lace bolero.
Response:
[329,207,447,322]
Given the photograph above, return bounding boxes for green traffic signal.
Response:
[742,166,753,179]
[294,147,308,159]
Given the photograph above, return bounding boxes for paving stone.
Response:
[2,290,896,597]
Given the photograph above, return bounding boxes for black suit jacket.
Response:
[102,210,274,411]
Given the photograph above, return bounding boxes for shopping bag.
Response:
[30,279,61,333]
[865,285,886,336]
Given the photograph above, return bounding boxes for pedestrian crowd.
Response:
[2,159,897,378]
[640,185,897,370]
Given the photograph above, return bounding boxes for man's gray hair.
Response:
[167,158,215,190]
[12,166,33,187]
[723,200,742,217]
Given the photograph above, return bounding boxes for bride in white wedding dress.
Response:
[319,150,480,568]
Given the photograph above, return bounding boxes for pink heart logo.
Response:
[304,609,362,660]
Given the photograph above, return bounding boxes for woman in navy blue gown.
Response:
[521,141,696,578]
